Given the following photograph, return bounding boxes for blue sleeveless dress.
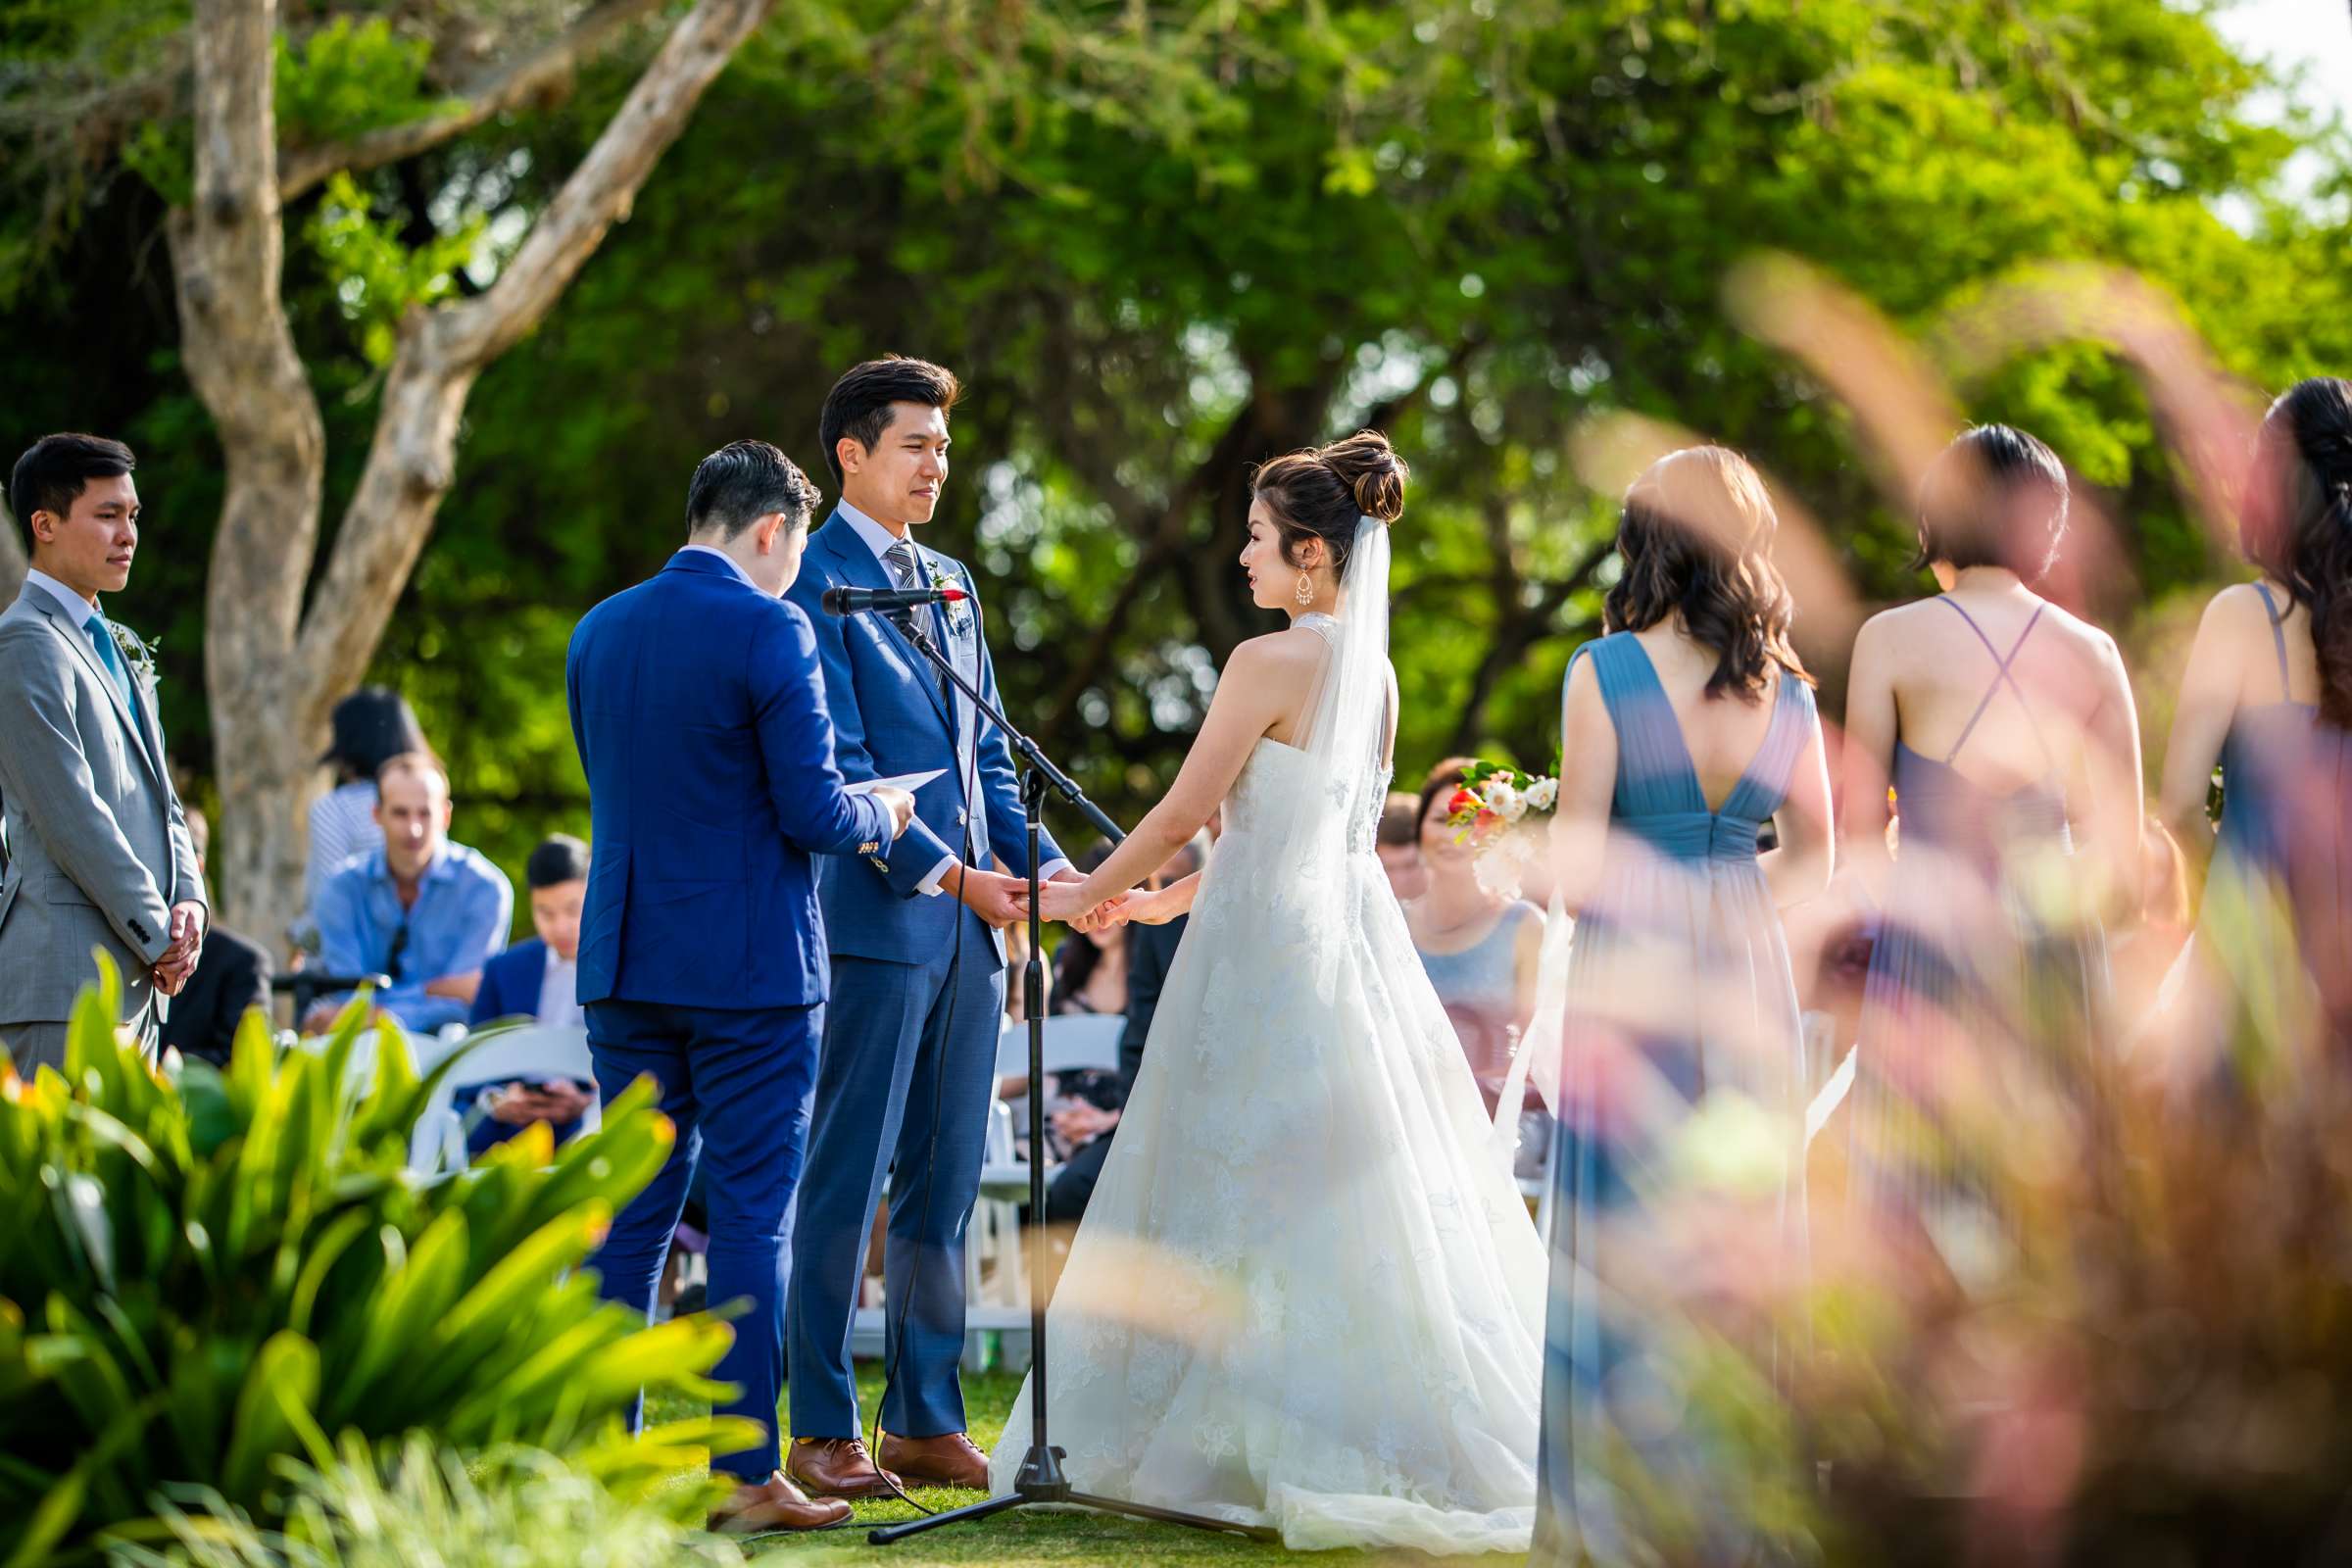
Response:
[2178,583,2344,1059]
[1849,599,2110,1216]
[1535,633,1819,1567]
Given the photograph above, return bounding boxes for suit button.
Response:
[956,808,968,826]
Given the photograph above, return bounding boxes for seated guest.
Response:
[1404,760,1544,1111]
[1378,789,1428,903]
[457,833,597,1156]
[306,752,512,1034]
[1050,846,1130,1017]
[302,687,427,948]
[157,808,273,1066]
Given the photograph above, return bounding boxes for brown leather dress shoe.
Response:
[876,1429,991,1490]
[706,1471,852,1534]
[784,1436,905,1500]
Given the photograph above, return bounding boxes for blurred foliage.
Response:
[2,0,2350,904]
[0,957,742,1564]
[105,1433,748,1568]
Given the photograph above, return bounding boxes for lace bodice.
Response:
[1215,739,1393,859]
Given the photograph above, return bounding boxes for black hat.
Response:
[319,687,426,773]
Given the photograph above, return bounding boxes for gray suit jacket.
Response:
[0,585,205,1026]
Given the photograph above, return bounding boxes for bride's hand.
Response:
[1036,878,1101,924]
[1117,888,1176,926]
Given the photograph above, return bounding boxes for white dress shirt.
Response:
[834,501,1070,895]
[678,543,757,585]
[24,566,99,623]
[538,948,584,1031]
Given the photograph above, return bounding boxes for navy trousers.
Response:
[585,997,821,1481]
[787,915,1005,1440]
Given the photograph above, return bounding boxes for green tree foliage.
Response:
[3,0,2348,890]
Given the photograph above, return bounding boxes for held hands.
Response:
[150,901,207,997]
[1032,872,1131,932]
[953,864,1030,928]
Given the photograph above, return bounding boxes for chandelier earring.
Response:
[1295,569,1316,608]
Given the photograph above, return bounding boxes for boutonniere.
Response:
[924,558,973,633]
[108,621,161,692]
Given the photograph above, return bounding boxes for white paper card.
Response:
[847,769,945,797]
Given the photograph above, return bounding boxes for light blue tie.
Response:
[83,612,131,707]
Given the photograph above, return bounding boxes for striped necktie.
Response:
[884,540,955,710]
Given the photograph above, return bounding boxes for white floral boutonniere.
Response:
[108,621,161,693]
[924,558,973,634]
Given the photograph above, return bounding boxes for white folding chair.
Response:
[422,1025,601,1173]
[993,1012,1127,1080]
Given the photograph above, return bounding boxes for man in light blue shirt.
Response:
[307,751,512,1033]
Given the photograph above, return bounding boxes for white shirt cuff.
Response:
[916,855,958,897]
[1038,858,1074,883]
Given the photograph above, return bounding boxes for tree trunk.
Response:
[0,500,24,606]
[173,0,774,946]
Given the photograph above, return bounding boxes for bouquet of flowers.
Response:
[1444,760,1559,900]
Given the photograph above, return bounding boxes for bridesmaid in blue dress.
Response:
[2156,377,2352,1065]
[1841,425,2142,1223]
[1536,447,1833,1566]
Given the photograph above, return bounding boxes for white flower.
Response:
[1525,776,1558,811]
[108,622,160,690]
[1485,780,1526,822]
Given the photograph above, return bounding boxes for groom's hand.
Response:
[951,864,1027,928]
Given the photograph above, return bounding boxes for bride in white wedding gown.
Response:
[999,432,1546,1553]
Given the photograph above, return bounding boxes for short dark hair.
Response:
[525,833,590,891]
[320,686,427,780]
[817,356,961,484]
[687,441,821,541]
[1378,791,1422,848]
[11,433,135,535]
[1914,424,2069,579]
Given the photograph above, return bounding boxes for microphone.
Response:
[820,584,970,615]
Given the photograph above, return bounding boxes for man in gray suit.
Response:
[0,435,206,1072]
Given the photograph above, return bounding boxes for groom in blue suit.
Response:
[567,441,914,1534]
[783,357,1081,1496]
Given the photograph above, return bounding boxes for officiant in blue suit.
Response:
[566,440,914,1535]
[782,357,1083,1497]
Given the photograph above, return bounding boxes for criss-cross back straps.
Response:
[1937,597,2051,770]
[2254,582,2293,700]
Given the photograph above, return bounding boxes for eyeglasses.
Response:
[384,920,411,982]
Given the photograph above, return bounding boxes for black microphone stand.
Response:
[863,611,1272,1549]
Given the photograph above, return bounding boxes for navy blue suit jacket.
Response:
[566,550,891,1009]
[783,514,1064,964]
[468,936,548,1026]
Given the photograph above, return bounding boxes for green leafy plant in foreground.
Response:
[103,1434,748,1568]
[0,956,742,1565]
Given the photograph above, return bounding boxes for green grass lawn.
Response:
[646,1368,1528,1567]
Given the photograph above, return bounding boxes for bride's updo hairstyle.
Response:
[1251,429,1408,578]
[1605,445,1812,701]
[2242,376,2352,727]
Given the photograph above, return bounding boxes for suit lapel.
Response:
[818,517,954,732]
[31,597,163,788]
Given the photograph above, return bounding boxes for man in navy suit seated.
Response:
[458,834,595,1156]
